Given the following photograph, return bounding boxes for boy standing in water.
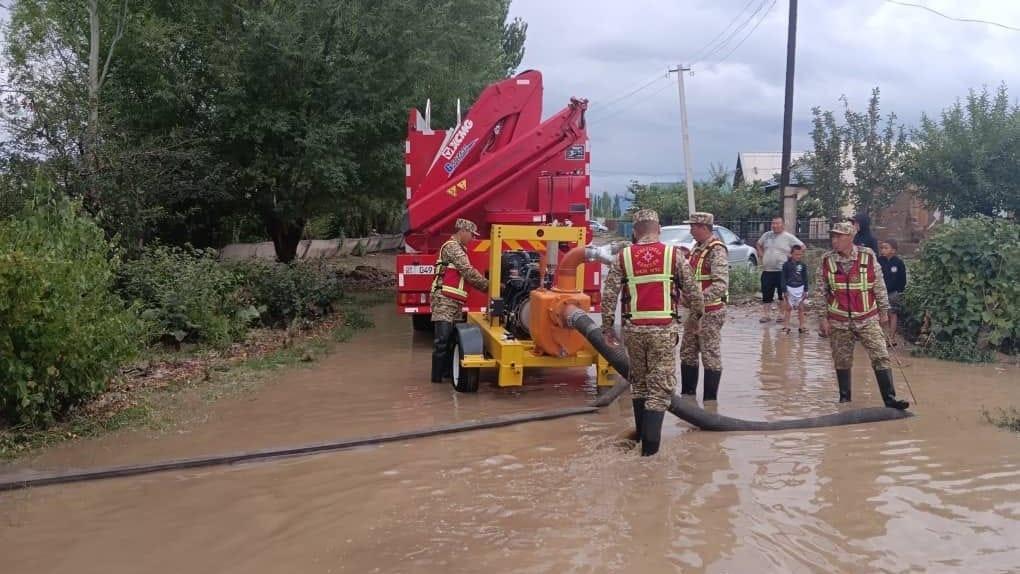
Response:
[781,245,809,333]
[878,239,907,345]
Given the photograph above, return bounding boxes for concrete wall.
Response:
[219,235,403,261]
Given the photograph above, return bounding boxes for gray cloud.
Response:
[508,0,1020,194]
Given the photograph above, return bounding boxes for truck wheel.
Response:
[452,323,484,393]
[412,313,433,332]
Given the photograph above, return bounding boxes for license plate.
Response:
[403,265,435,275]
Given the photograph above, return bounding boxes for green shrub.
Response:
[729,264,758,296]
[903,217,1020,361]
[118,245,255,346]
[0,198,143,426]
[233,259,344,327]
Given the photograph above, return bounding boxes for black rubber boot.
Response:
[431,321,455,383]
[837,369,852,403]
[875,369,909,410]
[702,370,722,401]
[640,409,665,456]
[680,363,699,396]
[632,398,647,439]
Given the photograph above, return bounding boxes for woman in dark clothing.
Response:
[850,213,879,253]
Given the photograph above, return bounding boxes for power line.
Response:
[885,0,1020,32]
[713,0,778,65]
[688,0,762,63]
[587,73,669,119]
[695,0,771,64]
[586,80,675,126]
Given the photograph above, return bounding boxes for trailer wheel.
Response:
[452,323,483,393]
[412,313,433,332]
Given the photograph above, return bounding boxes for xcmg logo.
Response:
[440,120,474,160]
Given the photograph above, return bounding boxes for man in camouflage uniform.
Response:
[431,218,489,383]
[817,222,909,409]
[679,212,729,401]
[602,209,704,456]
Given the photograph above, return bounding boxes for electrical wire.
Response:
[712,0,778,65]
[885,0,1020,32]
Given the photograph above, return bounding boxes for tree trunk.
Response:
[267,215,306,263]
[87,0,101,205]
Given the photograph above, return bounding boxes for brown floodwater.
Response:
[2,306,1019,574]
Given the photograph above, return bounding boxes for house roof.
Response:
[733,152,807,186]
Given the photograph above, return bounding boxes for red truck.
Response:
[397,70,601,330]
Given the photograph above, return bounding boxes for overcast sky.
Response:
[507,0,1020,195]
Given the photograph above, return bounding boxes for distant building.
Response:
[733,152,807,187]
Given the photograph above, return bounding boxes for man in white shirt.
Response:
[756,216,805,323]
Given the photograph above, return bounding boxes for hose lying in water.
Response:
[564,307,914,431]
[0,379,632,493]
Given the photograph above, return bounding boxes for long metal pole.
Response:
[670,65,696,215]
[780,0,799,227]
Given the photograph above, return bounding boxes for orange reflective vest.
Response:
[824,249,879,322]
[432,240,468,302]
[689,239,728,312]
[620,242,677,326]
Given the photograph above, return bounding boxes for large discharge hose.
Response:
[564,306,913,431]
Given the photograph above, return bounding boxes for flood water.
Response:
[2,306,1019,573]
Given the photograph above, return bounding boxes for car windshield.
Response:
[660,227,693,243]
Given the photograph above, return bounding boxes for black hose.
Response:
[565,308,914,431]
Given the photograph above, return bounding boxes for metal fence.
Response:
[716,218,832,243]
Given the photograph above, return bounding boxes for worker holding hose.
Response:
[430,218,489,383]
[679,212,730,402]
[601,209,704,456]
[817,222,909,410]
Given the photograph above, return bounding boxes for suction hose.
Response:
[564,306,913,431]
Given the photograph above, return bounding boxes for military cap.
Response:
[454,218,480,236]
[829,222,854,235]
[685,211,714,226]
[631,209,659,223]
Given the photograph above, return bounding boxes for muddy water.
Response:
[2,306,1019,573]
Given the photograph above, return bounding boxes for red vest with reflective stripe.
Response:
[432,240,468,302]
[824,249,879,322]
[689,239,728,312]
[620,242,677,326]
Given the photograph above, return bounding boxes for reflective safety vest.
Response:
[689,239,728,312]
[620,242,677,326]
[432,240,469,302]
[824,249,879,322]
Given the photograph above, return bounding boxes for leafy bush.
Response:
[0,197,143,426]
[729,264,758,296]
[233,259,344,328]
[118,245,255,346]
[903,217,1020,361]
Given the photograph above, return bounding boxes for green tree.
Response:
[841,88,908,215]
[802,107,848,219]
[905,84,1020,219]
[612,194,622,218]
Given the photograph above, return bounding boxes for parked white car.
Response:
[590,221,609,233]
[660,224,758,269]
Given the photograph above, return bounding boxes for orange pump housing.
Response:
[528,289,591,357]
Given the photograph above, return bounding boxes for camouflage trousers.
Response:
[679,309,726,371]
[623,324,680,412]
[829,320,890,371]
[430,292,463,323]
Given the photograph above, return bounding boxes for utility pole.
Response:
[779,0,799,229]
[669,65,696,215]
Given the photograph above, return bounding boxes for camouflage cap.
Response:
[631,209,659,224]
[454,218,480,236]
[685,212,714,226]
[829,222,854,235]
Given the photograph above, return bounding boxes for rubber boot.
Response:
[431,321,455,383]
[640,409,665,456]
[702,370,722,401]
[680,363,699,396]
[837,369,852,403]
[875,369,909,410]
[632,398,647,439]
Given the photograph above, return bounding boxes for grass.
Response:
[983,407,1020,433]
[0,292,387,461]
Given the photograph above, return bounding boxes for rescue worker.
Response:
[602,209,704,456]
[431,218,489,383]
[679,212,729,401]
[816,222,909,409]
